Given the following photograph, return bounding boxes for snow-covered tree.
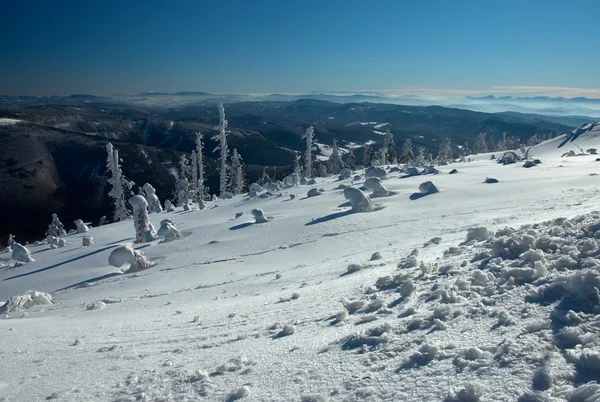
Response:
[45,213,66,238]
[486,134,497,152]
[473,133,488,154]
[143,183,162,213]
[380,130,398,165]
[12,243,34,263]
[345,148,356,169]
[179,154,192,181]
[363,143,374,167]
[194,132,206,199]
[400,138,415,164]
[498,132,507,151]
[438,138,454,162]
[527,134,541,146]
[318,163,328,177]
[174,177,190,208]
[328,139,344,175]
[414,147,426,167]
[293,153,301,176]
[463,141,472,156]
[106,143,134,221]
[191,150,198,198]
[303,126,314,178]
[212,104,229,195]
[229,148,245,195]
[129,195,157,243]
[74,219,89,233]
[259,167,271,185]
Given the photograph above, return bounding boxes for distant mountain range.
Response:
[2,92,599,123]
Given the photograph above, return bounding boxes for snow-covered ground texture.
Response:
[1,128,600,401]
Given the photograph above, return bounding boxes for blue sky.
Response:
[1,0,599,97]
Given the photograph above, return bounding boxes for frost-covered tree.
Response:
[179,154,192,181]
[174,177,191,208]
[400,138,415,164]
[293,153,301,176]
[438,138,454,162]
[143,183,162,213]
[194,132,206,199]
[303,126,314,178]
[463,141,472,156]
[527,134,541,146]
[45,213,67,238]
[380,130,398,165]
[212,104,230,195]
[498,132,507,151]
[486,134,497,152]
[363,143,374,167]
[129,195,157,244]
[345,148,356,169]
[259,167,271,185]
[191,150,198,198]
[414,147,426,167]
[328,139,344,175]
[473,133,488,154]
[229,148,246,195]
[318,163,328,177]
[106,143,134,221]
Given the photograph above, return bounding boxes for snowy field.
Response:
[1,125,600,401]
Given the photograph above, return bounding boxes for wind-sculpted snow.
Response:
[2,145,600,401]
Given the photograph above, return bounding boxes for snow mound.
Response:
[410,181,439,200]
[343,187,373,212]
[12,243,34,263]
[2,290,52,313]
[108,245,152,272]
[365,166,387,179]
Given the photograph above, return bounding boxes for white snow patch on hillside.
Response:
[0,118,21,126]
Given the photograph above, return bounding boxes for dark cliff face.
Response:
[0,100,573,244]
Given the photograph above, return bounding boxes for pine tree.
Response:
[527,134,540,146]
[179,154,192,181]
[318,163,328,177]
[293,153,301,176]
[259,167,271,185]
[415,147,426,167]
[191,150,198,199]
[194,132,206,199]
[362,142,374,167]
[174,177,190,207]
[438,138,454,162]
[328,139,344,175]
[106,143,134,222]
[45,213,67,237]
[463,141,472,155]
[229,148,245,195]
[400,138,415,164]
[346,148,356,169]
[303,126,314,178]
[380,130,398,165]
[473,133,488,154]
[212,104,229,195]
[486,134,497,152]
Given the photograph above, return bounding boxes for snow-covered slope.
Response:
[1,133,600,401]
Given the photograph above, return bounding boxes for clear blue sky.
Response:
[1,0,599,96]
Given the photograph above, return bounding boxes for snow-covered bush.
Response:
[174,177,191,209]
[252,209,269,223]
[45,213,66,237]
[129,195,157,243]
[143,183,163,213]
[283,173,300,187]
[364,177,389,197]
[164,199,175,212]
[12,243,34,263]
[307,188,322,197]
[157,219,183,242]
[2,290,52,313]
[46,236,66,249]
[338,168,352,180]
[343,188,373,212]
[108,245,152,272]
[248,183,263,197]
[74,219,89,233]
[409,181,439,200]
[82,236,94,247]
[365,166,387,179]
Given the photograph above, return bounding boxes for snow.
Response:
[0,117,21,126]
[2,131,600,401]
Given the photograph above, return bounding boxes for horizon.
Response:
[1,0,599,97]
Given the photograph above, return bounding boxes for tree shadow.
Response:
[229,222,255,231]
[4,245,116,281]
[55,272,123,292]
[305,210,352,226]
[409,191,437,200]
